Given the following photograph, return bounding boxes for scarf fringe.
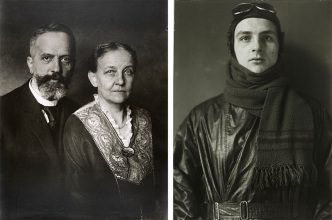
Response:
[252,165,308,190]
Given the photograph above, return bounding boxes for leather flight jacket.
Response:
[174,93,332,220]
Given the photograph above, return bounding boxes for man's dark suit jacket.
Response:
[0,81,78,219]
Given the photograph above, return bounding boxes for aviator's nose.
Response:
[251,36,263,53]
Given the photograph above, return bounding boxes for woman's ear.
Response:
[88,71,98,88]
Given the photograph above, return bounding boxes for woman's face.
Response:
[89,49,135,106]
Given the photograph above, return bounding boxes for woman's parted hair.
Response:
[88,42,137,73]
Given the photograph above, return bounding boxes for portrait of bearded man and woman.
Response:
[0,1,167,218]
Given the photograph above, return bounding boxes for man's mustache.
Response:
[36,73,69,86]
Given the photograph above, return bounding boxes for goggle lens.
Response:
[232,3,276,16]
[232,3,253,15]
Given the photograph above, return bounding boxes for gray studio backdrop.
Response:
[174,0,332,135]
[0,0,168,215]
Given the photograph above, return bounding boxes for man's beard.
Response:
[34,73,71,101]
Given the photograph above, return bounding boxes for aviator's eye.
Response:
[264,35,274,42]
[239,35,251,42]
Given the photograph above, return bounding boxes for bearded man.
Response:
[174,3,332,219]
[0,23,78,218]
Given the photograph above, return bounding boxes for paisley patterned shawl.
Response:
[73,101,153,184]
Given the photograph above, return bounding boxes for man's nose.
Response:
[50,59,61,73]
[251,37,263,52]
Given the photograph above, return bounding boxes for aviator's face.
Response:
[234,18,279,74]
[90,49,135,105]
[28,31,74,81]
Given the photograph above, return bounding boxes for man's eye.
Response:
[61,56,72,63]
[42,56,52,62]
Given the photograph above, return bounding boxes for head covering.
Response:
[227,2,284,58]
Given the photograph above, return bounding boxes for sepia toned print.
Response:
[0,0,167,219]
[174,1,332,219]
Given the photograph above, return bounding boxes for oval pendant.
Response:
[122,147,135,157]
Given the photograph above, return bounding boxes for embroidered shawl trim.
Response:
[74,101,153,184]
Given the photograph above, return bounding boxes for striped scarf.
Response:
[225,58,315,189]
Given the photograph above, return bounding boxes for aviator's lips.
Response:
[249,57,265,61]
[249,57,265,64]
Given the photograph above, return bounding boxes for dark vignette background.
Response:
[174,0,332,135]
[0,0,168,217]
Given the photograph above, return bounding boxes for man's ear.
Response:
[27,56,33,75]
[88,71,98,88]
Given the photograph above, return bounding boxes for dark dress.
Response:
[63,101,155,219]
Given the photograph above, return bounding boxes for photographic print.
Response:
[173,0,332,219]
[0,0,167,219]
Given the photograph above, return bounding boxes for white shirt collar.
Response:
[29,78,58,107]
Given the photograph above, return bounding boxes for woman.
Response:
[63,42,154,219]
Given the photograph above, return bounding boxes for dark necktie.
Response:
[42,106,57,128]
[41,105,61,150]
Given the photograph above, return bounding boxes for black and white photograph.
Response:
[1,0,332,219]
[0,0,167,219]
[174,0,332,219]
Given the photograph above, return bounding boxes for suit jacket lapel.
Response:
[57,98,72,157]
[20,83,60,168]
